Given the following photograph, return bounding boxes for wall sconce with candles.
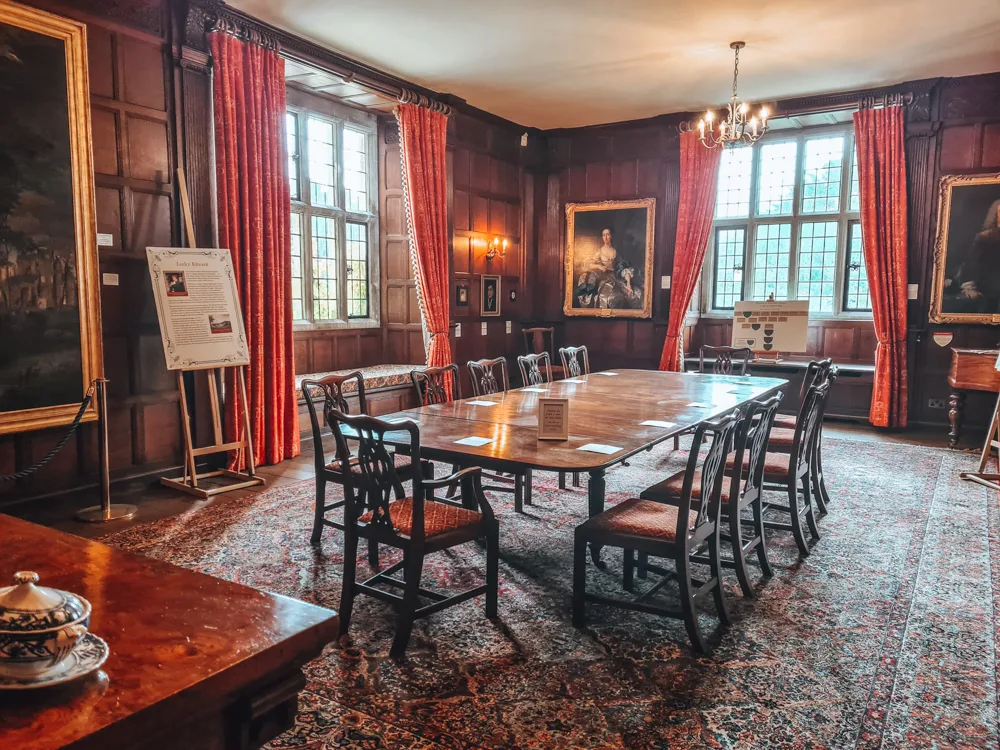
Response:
[486,236,508,267]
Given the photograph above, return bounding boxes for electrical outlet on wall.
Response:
[506,321,512,334]
[481,322,488,336]
[928,398,946,409]
[455,323,462,338]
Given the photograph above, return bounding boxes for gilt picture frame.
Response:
[563,198,655,318]
[929,172,1000,324]
[0,1,102,435]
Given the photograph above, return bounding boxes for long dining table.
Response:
[381,368,787,565]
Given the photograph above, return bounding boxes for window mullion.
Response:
[788,135,806,301]
[745,144,762,301]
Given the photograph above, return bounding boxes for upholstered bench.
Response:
[295,364,419,438]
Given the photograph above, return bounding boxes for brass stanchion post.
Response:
[76,378,137,523]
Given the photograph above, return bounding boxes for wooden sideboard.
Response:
[0,515,339,750]
[948,348,1000,448]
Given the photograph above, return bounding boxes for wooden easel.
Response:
[960,391,1000,492]
[159,168,264,498]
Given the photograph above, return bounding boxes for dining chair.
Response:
[559,345,590,378]
[522,327,564,380]
[517,352,572,489]
[771,359,834,512]
[302,372,424,566]
[329,409,499,658]
[672,345,754,450]
[639,393,783,598]
[466,358,533,513]
[411,365,462,495]
[732,378,831,557]
[573,411,740,653]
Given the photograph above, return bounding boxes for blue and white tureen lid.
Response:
[0,572,90,633]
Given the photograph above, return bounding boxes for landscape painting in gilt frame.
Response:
[0,1,102,435]
[563,198,655,318]
[929,173,1000,324]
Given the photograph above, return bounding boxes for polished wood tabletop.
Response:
[0,514,339,750]
[386,369,787,473]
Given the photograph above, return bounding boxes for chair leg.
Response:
[812,443,829,515]
[752,492,773,578]
[637,551,649,579]
[446,463,460,498]
[572,472,580,488]
[367,539,380,568]
[673,435,680,451]
[559,472,567,490]
[572,534,588,626]
[310,476,326,545]
[708,527,730,626]
[802,472,821,540]
[391,549,424,658]
[786,481,810,557]
[486,523,499,619]
[525,469,533,505]
[623,549,635,591]
[676,548,705,653]
[339,528,359,636]
[514,472,524,514]
[816,442,832,510]
[728,506,755,599]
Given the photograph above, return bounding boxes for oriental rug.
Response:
[104,438,1000,749]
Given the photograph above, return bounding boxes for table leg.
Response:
[588,468,607,569]
[949,390,965,449]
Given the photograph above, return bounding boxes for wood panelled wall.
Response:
[1,0,187,506]
[449,113,527,391]
[529,119,681,372]
[907,74,1000,429]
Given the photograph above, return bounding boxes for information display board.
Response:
[732,300,809,354]
[146,247,250,370]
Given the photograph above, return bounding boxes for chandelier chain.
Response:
[732,45,739,99]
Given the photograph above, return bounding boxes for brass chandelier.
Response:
[698,42,769,149]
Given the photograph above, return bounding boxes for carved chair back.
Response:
[517,352,553,387]
[411,364,461,406]
[790,376,834,472]
[467,357,510,396]
[559,346,590,378]
[327,410,428,541]
[301,371,366,472]
[522,327,556,358]
[699,346,753,376]
[729,393,783,506]
[677,411,741,536]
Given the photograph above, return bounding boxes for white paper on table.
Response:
[385,416,414,424]
[454,436,494,447]
[466,400,499,407]
[687,402,715,408]
[577,443,622,455]
[640,420,676,428]
[595,372,619,376]
[522,387,548,393]
[562,379,586,384]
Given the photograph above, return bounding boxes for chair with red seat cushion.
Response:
[768,362,838,515]
[573,411,741,654]
[737,379,831,557]
[303,372,425,563]
[640,394,783,598]
[329,408,499,658]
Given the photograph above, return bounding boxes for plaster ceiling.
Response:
[229,0,1000,129]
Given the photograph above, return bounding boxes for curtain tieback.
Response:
[664,333,681,341]
[429,331,448,339]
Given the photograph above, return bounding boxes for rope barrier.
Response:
[0,384,95,484]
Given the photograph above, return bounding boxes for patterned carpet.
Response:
[102,438,1000,750]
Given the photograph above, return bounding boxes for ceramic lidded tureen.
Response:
[0,571,91,678]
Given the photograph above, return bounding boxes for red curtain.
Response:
[396,103,453,393]
[659,131,723,371]
[210,31,299,466]
[854,106,908,428]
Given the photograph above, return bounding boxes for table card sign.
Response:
[146,247,249,370]
[538,398,569,441]
[732,300,809,354]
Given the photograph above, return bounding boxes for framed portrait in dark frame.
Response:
[930,173,1000,324]
[481,275,500,316]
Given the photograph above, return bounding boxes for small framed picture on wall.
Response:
[481,275,501,316]
[456,283,469,307]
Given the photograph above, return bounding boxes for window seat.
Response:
[296,364,419,437]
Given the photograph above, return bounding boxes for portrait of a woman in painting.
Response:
[563,199,655,319]
[930,174,1000,323]
[0,3,101,434]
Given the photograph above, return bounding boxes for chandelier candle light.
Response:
[698,42,769,149]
